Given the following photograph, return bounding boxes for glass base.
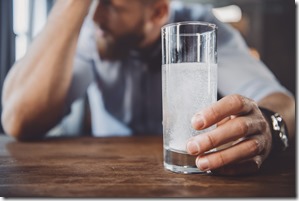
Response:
[164,148,208,174]
[164,162,208,174]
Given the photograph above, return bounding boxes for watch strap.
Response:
[259,107,289,155]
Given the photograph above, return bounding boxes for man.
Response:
[1,0,295,175]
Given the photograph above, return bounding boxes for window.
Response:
[13,0,48,60]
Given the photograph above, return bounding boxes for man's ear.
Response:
[150,1,169,26]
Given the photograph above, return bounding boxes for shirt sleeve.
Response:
[185,3,292,101]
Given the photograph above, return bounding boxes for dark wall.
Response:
[0,0,15,133]
[261,0,295,96]
[197,0,296,96]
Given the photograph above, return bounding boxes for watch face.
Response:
[272,113,289,151]
[280,125,289,150]
[259,107,289,153]
[271,115,280,131]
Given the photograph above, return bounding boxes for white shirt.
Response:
[51,1,291,137]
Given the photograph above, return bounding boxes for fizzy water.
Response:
[162,62,217,174]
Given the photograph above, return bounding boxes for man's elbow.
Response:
[1,108,45,141]
[1,109,26,140]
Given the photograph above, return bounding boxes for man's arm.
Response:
[1,0,92,140]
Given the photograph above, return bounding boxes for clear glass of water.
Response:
[161,21,218,174]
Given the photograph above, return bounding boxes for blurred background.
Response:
[0,0,296,133]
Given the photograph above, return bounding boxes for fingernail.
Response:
[187,141,200,155]
[191,114,204,129]
[196,157,210,171]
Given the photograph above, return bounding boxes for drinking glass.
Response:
[161,21,218,174]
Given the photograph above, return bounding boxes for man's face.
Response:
[93,0,150,57]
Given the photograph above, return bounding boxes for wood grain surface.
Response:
[0,135,295,198]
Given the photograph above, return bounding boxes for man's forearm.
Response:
[1,0,92,139]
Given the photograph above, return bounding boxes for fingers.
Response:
[216,115,233,126]
[194,135,265,172]
[192,94,258,130]
[187,115,267,155]
[211,156,263,176]
[187,94,270,174]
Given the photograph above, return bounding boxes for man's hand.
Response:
[186,94,272,175]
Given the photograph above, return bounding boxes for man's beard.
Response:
[96,20,146,60]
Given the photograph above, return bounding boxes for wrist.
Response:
[57,0,92,8]
[51,0,92,19]
[259,107,289,156]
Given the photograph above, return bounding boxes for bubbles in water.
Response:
[163,62,217,151]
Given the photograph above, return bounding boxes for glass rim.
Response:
[161,21,217,31]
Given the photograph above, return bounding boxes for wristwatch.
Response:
[259,107,289,155]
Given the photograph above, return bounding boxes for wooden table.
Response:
[0,134,296,198]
